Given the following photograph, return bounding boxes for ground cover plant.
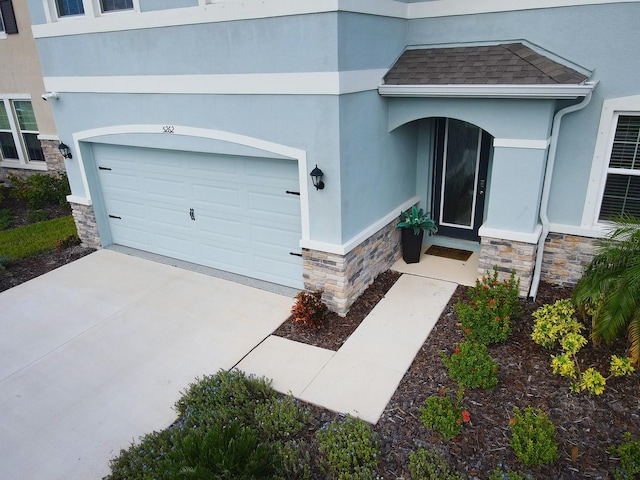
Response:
[0,180,93,291]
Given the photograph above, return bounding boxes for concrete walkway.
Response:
[236,274,457,423]
[0,249,292,480]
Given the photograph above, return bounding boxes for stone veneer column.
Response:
[478,237,537,296]
[540,233,598,287]
[302,220,401,316]
[40,139,66,174]
[70,202,101,248]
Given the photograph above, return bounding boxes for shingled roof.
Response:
[383,43,588,86]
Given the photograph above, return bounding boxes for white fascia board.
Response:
[378,83,597,99]
[37,134,60,141]
[44,70,386,95]
[66,194,92,205]
[478,224,543,244]
[300,195,419,255]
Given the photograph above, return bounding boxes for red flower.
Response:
[509,418,516,426]
[462,410,471,422]
[493,281,499,286]
[453,347,460,354]
[483,285,489,290]
[489,299,496,304]
[495,316,501,322]
[464,328,471,334]
[456,419,461,424]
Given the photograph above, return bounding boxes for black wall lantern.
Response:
[58,142,72,159]
[310,165,325,190]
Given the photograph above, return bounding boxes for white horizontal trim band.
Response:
[478,224,543,244]
[37,134,60,141]
[32,0,640,38]
[299,195,419,255]
[493,138,551,150]
[66,195,92,206]
[378,83,597,99]
[43,70,388,95]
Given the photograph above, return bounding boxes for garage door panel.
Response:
[95,144,302,288]
[192,183,241,209]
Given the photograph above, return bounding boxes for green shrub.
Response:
[408,448,464,480]
[488,464,534,480]
[105,427,186,480]
[531,299,582,349]
[275,439,312,480]
[0,208,14,230]
[254,395,312,441]
[533,300,635,395]
[316,415,380,480]
[509,407,559,466]
[175,370,277,430]
[608,432,640,480]
[419,390,470,441]
[441,341,498,390]
[9,173,70,210]
[455,267,521,344]
[163,422,276,479]
[26,209,49,223]
[291,290,328,329]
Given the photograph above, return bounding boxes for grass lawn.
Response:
[0,215,77,260]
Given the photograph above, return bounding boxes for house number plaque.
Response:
[162,126,175,133]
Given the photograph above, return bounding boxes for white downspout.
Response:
[529,90,594,300]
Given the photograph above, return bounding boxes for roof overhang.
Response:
[378,82,598,100]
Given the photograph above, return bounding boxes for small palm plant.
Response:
[573,214,640,365]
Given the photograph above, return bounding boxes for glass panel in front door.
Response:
[440,119,482,229]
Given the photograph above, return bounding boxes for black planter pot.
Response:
[401,228,424,264]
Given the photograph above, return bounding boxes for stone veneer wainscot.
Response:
[540,232,598,287]
[70,202,100,248]
[303,219,401,316]
[478,236,537,296]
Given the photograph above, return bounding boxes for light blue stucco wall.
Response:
[139,0,197,12]
[36,13,339,76]
[338,91,417,240]
[406,2,640,227]
[52,92,342,244]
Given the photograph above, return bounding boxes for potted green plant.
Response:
[397,205,437,263]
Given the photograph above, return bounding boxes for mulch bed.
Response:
[276,274,640,479]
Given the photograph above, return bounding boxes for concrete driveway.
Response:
[0,249,292,479]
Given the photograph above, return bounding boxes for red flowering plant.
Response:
[291,290,328,330]
[419,386,471,440]
[454,266,522,345]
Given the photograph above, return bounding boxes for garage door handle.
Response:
[189,208,195,221]
[109,215,121,219]
[98,166,112,171]
[289,252,302,257]
[286,190,300,196]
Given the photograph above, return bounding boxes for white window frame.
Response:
[0,96,47,170]
[582,95,640,229]
[43,0,139,22]
[0,7,6,39]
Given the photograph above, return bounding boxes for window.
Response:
[0,99,44,166]
[55,0,84,17]
[100,0,133,12]
[0,0,18,34]
[598,115,640,220]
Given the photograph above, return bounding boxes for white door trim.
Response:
[71,124,311,241]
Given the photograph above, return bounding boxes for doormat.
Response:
[425,245,473,261]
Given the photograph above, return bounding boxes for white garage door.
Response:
[94,144,303,289]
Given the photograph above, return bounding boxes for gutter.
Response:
[528,88,595,300]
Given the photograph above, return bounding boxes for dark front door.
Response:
[432,118,491,242]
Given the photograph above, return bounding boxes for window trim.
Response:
[44,0,138,22]
[0,96,47,170]
[582,95,640,228]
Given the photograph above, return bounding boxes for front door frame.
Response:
[432,118,491,242]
